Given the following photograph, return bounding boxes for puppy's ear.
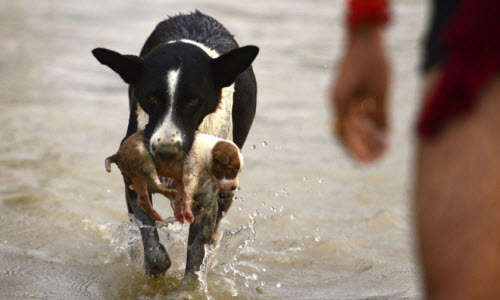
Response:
[213,151,230,165]
[211,45,259,87]
[92,48,143,84]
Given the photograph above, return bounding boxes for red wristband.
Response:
[348,0,390,29]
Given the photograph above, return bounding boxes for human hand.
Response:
[331,26,390,162]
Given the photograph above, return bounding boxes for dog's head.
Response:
[210,140,243,191]
[92,42,258,161]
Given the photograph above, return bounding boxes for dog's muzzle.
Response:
[154,141,182,160]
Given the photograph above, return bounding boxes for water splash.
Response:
[195,220,257,298]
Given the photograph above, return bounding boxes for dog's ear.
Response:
[212,142,231,165]
[211,45,259,87]
[214,152,230,165]
[92,48,143,84]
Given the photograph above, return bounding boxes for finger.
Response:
[342,101,387,162]
[342,109,373,161]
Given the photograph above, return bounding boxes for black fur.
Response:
[92,10,258,280]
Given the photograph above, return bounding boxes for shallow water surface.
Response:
[0,0,425,299]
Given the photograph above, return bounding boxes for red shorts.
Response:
[417,0,500,138]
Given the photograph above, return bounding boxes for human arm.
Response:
[331,0,391,162]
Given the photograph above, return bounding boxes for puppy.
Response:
[105,132,178,222]
[106,131,243,223]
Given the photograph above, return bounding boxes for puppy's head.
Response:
[92,42,258,162]
[211,141,243,191]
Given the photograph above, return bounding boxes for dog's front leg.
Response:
[183,174,219,284]
[124,177,171,276]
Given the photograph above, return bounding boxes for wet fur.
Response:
[92,11,257,279]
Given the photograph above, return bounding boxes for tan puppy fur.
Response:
[105,132,177,222]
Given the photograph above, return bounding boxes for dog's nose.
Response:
[156,141,182,160]
[230,185,237,191]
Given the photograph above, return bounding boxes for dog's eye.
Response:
[189,98,199,105]
[148,96,157,102]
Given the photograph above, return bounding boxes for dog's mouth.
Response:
[154,151,183,161]
[150,141,185,161]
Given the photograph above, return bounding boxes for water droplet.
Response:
[276,282,281,288]
[315,236,321,242]
[262,267,267,272]
[282,188,286,193]
[274,192,279,197]
[290,214,295,221]
[316,227,321,232]
[262,141,267,147]
[303,176,308,181]
[318,177,324,183]
[251,144,256,150]
[244,281,250,287]
[261,281,265,286]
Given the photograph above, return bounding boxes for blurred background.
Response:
[0,0,426,299]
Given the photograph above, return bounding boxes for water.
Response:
[0,0,425,298]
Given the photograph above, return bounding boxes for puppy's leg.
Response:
[182,174,198,224]
[183,175,219,285]
[148,176,178,198]
[173,182,186,224]
[130,175,163,222]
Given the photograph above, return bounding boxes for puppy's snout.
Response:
[219,179,238,191]
[156,141,182,160]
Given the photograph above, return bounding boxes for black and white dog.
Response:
[92,11,258,280]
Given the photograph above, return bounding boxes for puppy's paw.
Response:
[184,207,194,223]
[163,188,178,197]
[174,211,185,224]
[151,211,164,222]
